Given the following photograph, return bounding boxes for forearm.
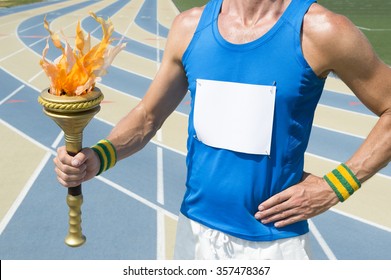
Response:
[346,111,391,183]
[106,101,161,161]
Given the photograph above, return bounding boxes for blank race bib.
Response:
[194,79,276,155]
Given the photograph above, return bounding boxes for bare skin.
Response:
[54,0,391,229]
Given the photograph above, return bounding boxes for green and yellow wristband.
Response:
[323,163,361,202]
[91,139,117,176]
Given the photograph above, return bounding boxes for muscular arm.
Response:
[328,22,391,182]
[305,6,391,181]
[54,8,203,187]
[107,39,188,160]
[108,8,204,160]
[255,4,391,227]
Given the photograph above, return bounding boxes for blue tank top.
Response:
[180,0,325,241]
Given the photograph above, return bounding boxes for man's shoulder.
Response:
[301,3,377,78]
[305,4,355,37]
[171,6,205,35]
[162,6,206,62]
[304,3,363,52]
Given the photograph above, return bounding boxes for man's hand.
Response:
[254,172,340,228]
[53,146,100,188]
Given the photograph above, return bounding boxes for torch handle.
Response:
[65,133,83,197]
[64,132,86,247]
[66,150,82,197]
[68,185,82,196]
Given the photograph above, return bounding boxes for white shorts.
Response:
[174,213,311,260]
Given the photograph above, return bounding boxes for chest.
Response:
[217,15,278,44]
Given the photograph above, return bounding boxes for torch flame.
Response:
[40,12,126,96]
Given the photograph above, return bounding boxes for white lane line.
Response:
[0,151,52,235]
[0,85,25,106]
[90,24,101,36]
[116,4,134,46]
[157,210,166,260]
[155,3,161,71]
[18,22,42,33]
[28,36,48,48]
[0,65,40,92]
[305,152,391,180]
[330,208,391,233]
[0,34,12,42]
[0,18,21,29]
[313,124,365,140]
[28,69,44,83]
[51,131,64,149]
[157,145,164,205]
[0,20,46,63]
[7,15,80,65]
[96,175,178,221]
[0,48,25,63]
[154,140,186,156]
[308,219,337,260]
[155,2,165,258]
[357,26,391,32]
[317,103,377,119]
[0,119,55,156]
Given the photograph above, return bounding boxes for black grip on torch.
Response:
[67,151,82,196]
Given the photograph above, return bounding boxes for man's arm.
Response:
[330,27,391,183]
[54,8,203,188]
[106,20,190,161]
[255,4,391,227]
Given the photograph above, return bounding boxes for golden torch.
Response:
[38,13,125,247]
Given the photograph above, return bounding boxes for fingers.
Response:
[54,147,89,188]
[258,190,291,212]
[55,170,86,188]
[255,184,310,227]
[255,203,304,228]
[56,146,88,167]
[254,195,299,228]
[254,174,340,228]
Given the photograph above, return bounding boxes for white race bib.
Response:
[194,79,276,155]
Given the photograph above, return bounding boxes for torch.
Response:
[38,13,125,247]
[38,88,103,247]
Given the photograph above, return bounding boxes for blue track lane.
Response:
[135,0,169,37]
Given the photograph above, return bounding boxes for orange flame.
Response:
[40,12,126,96]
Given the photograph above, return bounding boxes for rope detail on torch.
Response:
[38,94,104,112]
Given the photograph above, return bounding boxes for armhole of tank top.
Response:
[182,1,220,64]
[292,0,326,82]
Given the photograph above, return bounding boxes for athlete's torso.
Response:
[180,0,326,241]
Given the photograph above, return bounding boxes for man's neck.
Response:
[221,0,290,27]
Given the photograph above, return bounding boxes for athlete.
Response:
[54,0,391,259]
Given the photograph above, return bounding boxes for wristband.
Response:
[91,139,117,176]
[323,163,361,202]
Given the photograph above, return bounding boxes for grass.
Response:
[0,0,43,8]
[172,0,391,65]
[319,0,391,65]
[171,0,208,11]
